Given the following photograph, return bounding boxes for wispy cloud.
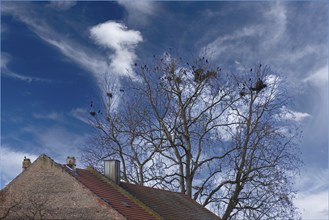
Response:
[263,2,287,45]
[294,167,329,219]
[40,37,109,83]
[1,2,109,86]
[46,0,77,10]
[21,125,88,161]
[203,3,288,61]
[118,0,156,16]
[201,2,327,78]
[203,25,261,60]
[300,65,328,154]
[277,106,311,122]
[4,10,109,85]
[117,0,158,25]
[70,108,90,125]
[32,112,64,121]
[1,52,52,83]
[303,65,328,89]
[296,167,329,194]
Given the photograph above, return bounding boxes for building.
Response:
[0,154,220,220]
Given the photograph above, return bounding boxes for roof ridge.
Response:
[86,167,163,220]
[122,182,187,194]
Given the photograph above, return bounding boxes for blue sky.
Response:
[1,1,328,219]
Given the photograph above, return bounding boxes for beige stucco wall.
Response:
[0,155,125,220]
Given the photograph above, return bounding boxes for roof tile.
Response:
[62,165,219,220]
[68,168,159,220]
[120,182,220,220]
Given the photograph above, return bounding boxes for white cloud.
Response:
[118,0,155,16]
[1,3,143,120]
[288,45,320,64]
[295,191,328,220]
[0,146,38,189]
[90,21,143,80]
[70,108,90,125]
[41,37,109,83]
[202,2,288,61]
[286,111,311,122]
[32,112,64,121]
[295,167,328,194]
[21,125,87,160]
[264,2,287,44]
[203,2,288,59]
[303,65,328,88]
[117,0,158,25]
[294,167,329,219]
[278,106,311,122]
[46,0,76,10]
[2,4,143,102]
[204,26,260,59]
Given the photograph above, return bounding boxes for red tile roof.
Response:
[120,182,220,220]
[63,166,219,220]
[65,167,159,220]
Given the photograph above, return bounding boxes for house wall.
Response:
[0,155,125,220]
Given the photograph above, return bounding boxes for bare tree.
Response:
[198,65,301,219]
[83,54,301,219]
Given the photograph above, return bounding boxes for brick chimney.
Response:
[22,156,31,171]
[66,156,76,170]
[104,160,120,184]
